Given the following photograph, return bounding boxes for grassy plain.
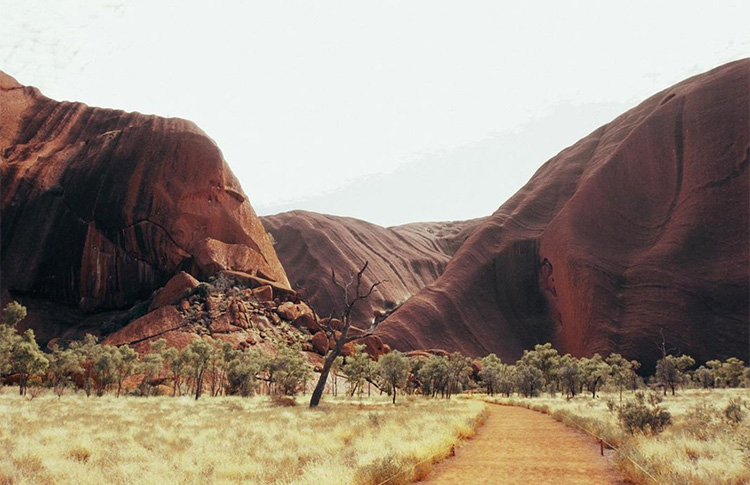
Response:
[0,388,485,485]
[485,388,750,485]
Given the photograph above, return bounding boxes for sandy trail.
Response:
[424,404,625,485]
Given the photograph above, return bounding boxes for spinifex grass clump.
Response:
[0,392,485,485]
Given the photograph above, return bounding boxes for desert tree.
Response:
[271,343,310,396]
[418,355,449,398]
[139,339,167,397]
[184,338,213,400]
[446,352,472,398]
[514,362,544,398]
[606,353,633,406]
[0,322,18,378]
[309,261,383,408]
[114,345,138,397]
[93,345,121,396]
[163,346,193,396]
[496,363,516,397]
[655,354,695,395]
[705,360,724,386]
[579,354,610,399]
[377,350,410,404]
[2,301,27,328]
[48,344,84,398]
[556,354,580,398]
[69,334,101,397]
[720,357,745,388]
[628,359,642,391]
[226,348,265,397]
[12,329,49,396]
[479,354,503,396]
[207,340,234,397]
[693,365,714,389]
[342,344,376,397]
[518,343,560,393]
[1,301,28,380]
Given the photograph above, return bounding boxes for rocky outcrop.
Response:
[261,210,482,327]
[377,60,750,368]
[1,71,288,330]
[148,272,199,312]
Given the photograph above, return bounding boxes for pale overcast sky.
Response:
[1,1,748,226]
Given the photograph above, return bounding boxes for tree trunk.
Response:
[310,317,352,407]
[195,368,204,400]
[310,357,333,407]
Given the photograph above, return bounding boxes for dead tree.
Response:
[309,261,383,408]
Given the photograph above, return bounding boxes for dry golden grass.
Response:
[0,387,485,485]
[484,388,750,485]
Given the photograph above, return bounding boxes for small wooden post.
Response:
[600,439,604,456]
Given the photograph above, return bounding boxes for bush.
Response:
[193,282,211,299]
[618,392,671,434]
[682,401,719,440]
[354,454,407,485]
[724,398,746,424]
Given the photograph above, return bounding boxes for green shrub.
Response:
[193,282,211,298]
[618,392,671,434]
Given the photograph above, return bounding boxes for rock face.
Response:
[377,60,750,368]
[261,210,482,327]
[0,71,289,325]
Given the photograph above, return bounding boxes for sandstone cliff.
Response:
[1,71,288,340]
[377,60,750,367]
[262,211,482,326]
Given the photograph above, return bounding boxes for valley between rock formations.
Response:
[2,60,749,370]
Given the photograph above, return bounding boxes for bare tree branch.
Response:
[310,260,384,408]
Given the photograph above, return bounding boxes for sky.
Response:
[1,1,748,226]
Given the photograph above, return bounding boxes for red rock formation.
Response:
[148,272,199,312]
[261,210,482,327]
[1,71,288,328]
[377,60,750,368]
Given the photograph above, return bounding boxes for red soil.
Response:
[426,404,625,485]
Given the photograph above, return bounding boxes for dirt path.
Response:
[424,404,624,485]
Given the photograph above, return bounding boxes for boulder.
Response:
[311,331,329,355]
[276,302,304,321]
[292,313,321,334]
[251,285,274,302]
[104,306,184,347]
[320,317,344,332]
[218,270,296,300]
[356,335,388,359]
[148,272,199,312]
